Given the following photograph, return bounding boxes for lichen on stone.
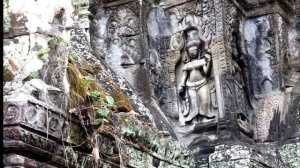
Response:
[3,0,11,33]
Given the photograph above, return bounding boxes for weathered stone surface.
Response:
[3,154,58,168]
[91,0,299,167]
[199,142,300,168]
[3,100,70,140]
[278,143,300,168]
[3,0,74,38]
[3,0,300,167]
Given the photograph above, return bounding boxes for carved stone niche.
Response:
[222,1,256,141]
[154,1,221,149]
[147,0,257,150]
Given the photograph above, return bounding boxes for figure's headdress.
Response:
[185,26,202,49]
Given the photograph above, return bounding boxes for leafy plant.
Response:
[106,95,114,105]
[37,48,49,59]
[95,108,110,125]
[97,108,109,118]
[54,36,70,44]
[95,118,109,125]
[47,35,70,45]
[90,90,103,102]
[68,52,78,62]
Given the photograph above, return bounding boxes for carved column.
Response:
[240,0,295,142]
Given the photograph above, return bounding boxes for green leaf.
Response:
[95,119,102,125]
[84,76,94,81]
[37,48,49,59]
[68,52,78,61]
[90,91,102,97]
[90,91,102,101]
[83,76,94,85]
[105,95,114,105]
[95,118,109,125]
[96,108,109,118]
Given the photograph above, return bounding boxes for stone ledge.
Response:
[234,0,293,11]
[3,154,58,168]
[231,0,293,23]
[3,101,70,141]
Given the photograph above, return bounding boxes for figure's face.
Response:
[188,46,198,58]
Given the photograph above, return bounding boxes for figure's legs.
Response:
[184,88,200,122]
[198,84,215,118]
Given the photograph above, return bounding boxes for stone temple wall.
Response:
[3,0,300,168]
[3,0,193,167]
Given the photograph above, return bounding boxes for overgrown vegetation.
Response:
[66,56,116,164]
[67,59,116,126]
[33,35,135,166]
[65,53,137,166]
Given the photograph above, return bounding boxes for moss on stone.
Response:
[81,60,95,75]
[100,76,133,112]
[67,62,87,109]
[77,60,132,112]
[3,66,14,82]
[69,123,87,145]
[3,0,11,33]
[110,82,133,112]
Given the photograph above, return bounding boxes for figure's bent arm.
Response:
[203,54,212,75]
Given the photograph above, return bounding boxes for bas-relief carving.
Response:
[243,12,297,141]
[3,126,66,165]
[91,2,153,101]
[165,0,254,136]
[4,101,69,140]
[163,0,218,127]
[173,27,215,125]
[105,4,143,66]
[245,16,276,95]
[151,0,256,139]
[3,154,59,167]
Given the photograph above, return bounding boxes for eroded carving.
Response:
[105,4,143,66]
[222,0,256,137]
[168,27,215,126]
[5,104,19,121]
[3,100,71,140]
[230,19,254,137]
